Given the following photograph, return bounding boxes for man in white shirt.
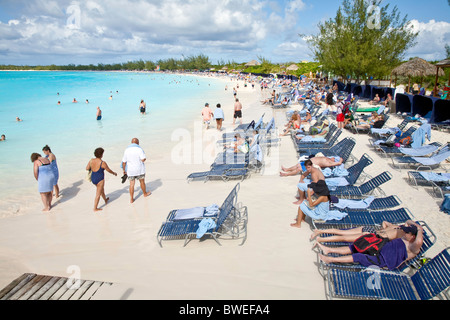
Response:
[122,138,152,203]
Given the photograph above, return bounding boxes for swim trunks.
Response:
[128,174,145,181]
[97,116,102,121]
[336,113,345,122]
[140,107,146,113]
[234,110,242,119]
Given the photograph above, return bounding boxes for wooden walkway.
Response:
[0,273,113,300]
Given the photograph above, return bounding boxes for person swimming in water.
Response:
[73,98,78,103]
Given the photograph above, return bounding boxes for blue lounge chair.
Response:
[316,221,436,277]
[391,144,450,170]
[157,183,248,247]
[407,171,450,198]
[329,171,393,199]
[369,125,418,156]
[324,247,450,300]
[312,207,413,230]
[331,195,402,212]
[297,130,343,155]
[376,141,442,158]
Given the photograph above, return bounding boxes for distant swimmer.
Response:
[16,117,23,122]
[86,99,89,104]
[139,100,146,114]
[57,101,61,105]
[96,106,102,120]
[73,98,78,103]
[0,134,5,141]
[109,95,113,100]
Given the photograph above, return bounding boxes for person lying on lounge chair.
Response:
[355,113,385,130]
[295,120,329,140]
[310,220,422,244]
[369,94,381,105]
[315,221,423,271]
[280,154,343,177]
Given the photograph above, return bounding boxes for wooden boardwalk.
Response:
[0,273,113,300]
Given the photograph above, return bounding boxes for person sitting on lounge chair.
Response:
[369,94,381,105]
[295,119,329,140]
[316,221,423,271]
[355,113,385,130]
[280,113,301,136]
[280,154,343,177]
[225,133,249,154]
[291,179,331,228]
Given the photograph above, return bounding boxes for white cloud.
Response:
[407,19,450,60]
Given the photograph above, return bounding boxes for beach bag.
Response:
[86,169,92,183]
[353,233,389,256]
[399,136,412,146]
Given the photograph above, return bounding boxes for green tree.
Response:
[305,0,418,83]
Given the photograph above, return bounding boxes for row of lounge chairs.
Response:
[313,110,450,300]
[156,115,280,247]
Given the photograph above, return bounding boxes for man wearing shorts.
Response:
[233,98,243,125]
[122,138,152,203]
[201,103,214,129]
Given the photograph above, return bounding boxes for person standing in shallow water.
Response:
[96,106,102,120]
[140,99,146,114]
[86,147,117,212]
[31,153,56,212]
[42,145,60,198]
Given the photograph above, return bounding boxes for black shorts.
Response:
[234,110,242,118]
[140,107,146,113]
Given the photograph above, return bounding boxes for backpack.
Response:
[353,233,389,256]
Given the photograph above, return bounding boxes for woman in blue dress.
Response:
[31,153,56,212]
[42,145,60,198]
[86,148,117,212]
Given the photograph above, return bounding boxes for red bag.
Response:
[353,233,389,256]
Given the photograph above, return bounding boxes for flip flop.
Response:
[121,174,128,184]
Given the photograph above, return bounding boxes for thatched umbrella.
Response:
[286,64,299,71]
[391,57,444,92]
[244,60,260,68]
[434,58,450,97]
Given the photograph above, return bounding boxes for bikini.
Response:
[91,161,105,185]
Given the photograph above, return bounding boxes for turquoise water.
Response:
[0,71,226,203]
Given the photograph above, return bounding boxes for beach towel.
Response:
[399,144,439,157]
[410,124,431,148]
[419,172,450,182]
[172,207,205,220]
[204,204,220,217]
[299,136,326,143]
[196,218,217,238]
[333,196,375,209]
[412,150,450,166]
[370,127,399,136]
[303,177,349,190]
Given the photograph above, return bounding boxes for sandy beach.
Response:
[0,75,449,300]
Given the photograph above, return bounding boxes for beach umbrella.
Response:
[391,57,444,92]
[286,64,299,71]
[244,60,260,68]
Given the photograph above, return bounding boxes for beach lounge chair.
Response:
[330,195,402,212]
[296,129,343,155]
[321,137,357,165]
[324,247,450,300]
[329,171,393,199]
[391,144,450,171]
[156,183,248,247]
[316,221,436,277]
[375,141,442,158]
[407,171,450,198]
[370,119,410,139]
[369,125,418,156]
[296,123,337,145]
[312,207,413,230]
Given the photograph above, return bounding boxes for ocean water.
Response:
[0,71,226,211]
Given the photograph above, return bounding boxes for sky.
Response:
[0,0,449,66]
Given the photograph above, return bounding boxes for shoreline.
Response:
[1,73,449,300]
